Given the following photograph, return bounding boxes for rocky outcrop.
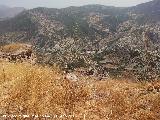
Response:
[0,44,36,63]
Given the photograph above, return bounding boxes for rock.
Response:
[65,73,79,82]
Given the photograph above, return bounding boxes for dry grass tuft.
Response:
[0,61,160,120]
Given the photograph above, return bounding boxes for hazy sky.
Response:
[0,0,152,8]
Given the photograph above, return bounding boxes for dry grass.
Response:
[0,43,31,53]
[0,61,160,120]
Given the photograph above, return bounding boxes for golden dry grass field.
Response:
[0,61,160,120]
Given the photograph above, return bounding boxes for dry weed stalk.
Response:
[2,63,6,82]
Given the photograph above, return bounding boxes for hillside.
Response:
[0,1,160,119]
[0,0,160,80]
[0,61,160,119]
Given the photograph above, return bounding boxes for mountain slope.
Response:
[131,0,160,22]
[0,1,160,80]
